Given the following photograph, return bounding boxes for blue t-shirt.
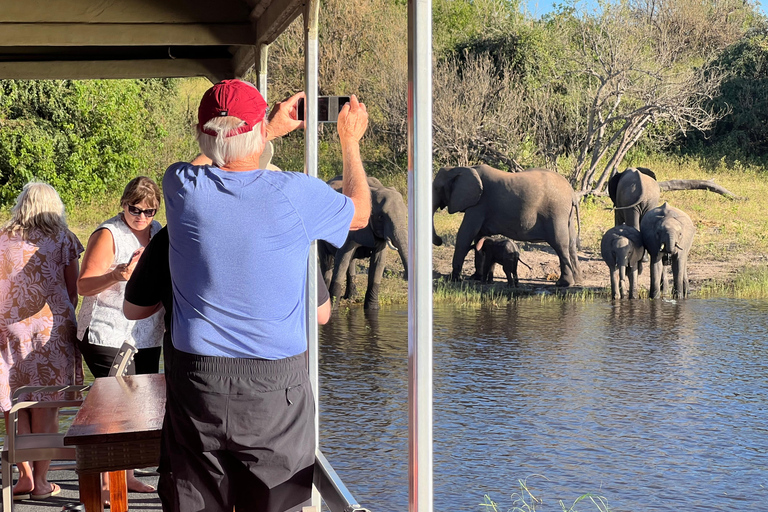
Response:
[163,163,354,359]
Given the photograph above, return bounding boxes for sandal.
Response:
[30,482,61,500]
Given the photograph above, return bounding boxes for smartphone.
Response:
[297,96,351,123]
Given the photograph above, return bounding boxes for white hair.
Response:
[3,181,68,240]
[196,116,267,167]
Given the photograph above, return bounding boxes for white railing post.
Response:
[304,0,321,509]
[407,0,434,510]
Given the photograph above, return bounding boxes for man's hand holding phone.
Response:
[266,91,305,140]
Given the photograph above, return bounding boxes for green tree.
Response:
[0,79,196,207]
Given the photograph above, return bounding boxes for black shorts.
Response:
[161,350,315,512]
[78,328,161,377]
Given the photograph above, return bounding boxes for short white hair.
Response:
[3,181,68,240]
[196,116,266,167]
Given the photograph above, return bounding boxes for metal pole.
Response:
[304,0,321,509]
[257,43,269,101]
[407,0,433,509]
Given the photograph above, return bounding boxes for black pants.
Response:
[161,350,315,512]
[79,328,162,377]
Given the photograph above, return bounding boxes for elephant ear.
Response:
[327,175,343,193]
[637,167,657,181]
[608,169,625,205]
[445,166,483,214]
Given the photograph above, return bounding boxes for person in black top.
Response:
[123,226,332,512]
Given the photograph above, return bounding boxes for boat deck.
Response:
[4,468,160,511]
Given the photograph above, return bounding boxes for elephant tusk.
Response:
[386,239,397,251]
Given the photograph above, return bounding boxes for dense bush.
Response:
[0,79,196,207]
[683,29,768,159]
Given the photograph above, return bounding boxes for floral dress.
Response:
[0,228,84,411]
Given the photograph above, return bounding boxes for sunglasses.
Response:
[127,205,157,217]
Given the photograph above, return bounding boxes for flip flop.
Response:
[30,482,61,500]
[13,493,30,501]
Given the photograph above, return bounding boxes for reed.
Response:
[480,476,612,512]
[698,265,768,298]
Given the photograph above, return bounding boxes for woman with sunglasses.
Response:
[76,176,164,494]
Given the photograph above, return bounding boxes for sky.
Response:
[524,0,767,19]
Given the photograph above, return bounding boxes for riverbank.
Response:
[340,158,768,306]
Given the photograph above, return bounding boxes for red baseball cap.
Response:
[198,79,268,137]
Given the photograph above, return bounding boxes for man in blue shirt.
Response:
[150,80,370,512]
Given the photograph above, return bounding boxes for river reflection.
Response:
[319,299,768,512]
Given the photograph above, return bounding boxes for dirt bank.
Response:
[345,240,767,302]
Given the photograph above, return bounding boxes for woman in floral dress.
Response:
[0,181,84,500]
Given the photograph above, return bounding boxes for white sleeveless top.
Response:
[77,214,164,349]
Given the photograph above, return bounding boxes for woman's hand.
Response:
[110,248,144,282]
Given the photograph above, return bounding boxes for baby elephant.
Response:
[601,225,645,299]
[474,237,530,287]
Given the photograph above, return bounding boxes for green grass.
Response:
[480,476,612,512]
[698,264,768,298]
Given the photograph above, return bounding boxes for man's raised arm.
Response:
[337,95,371,231]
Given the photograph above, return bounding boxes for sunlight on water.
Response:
[319,299,768,512]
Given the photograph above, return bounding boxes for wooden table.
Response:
[64,374,165,512]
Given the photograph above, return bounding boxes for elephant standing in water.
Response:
[608,167,660,230]
[640,203,695,299]
[432,165,581,286]
[319,176,408,310]
[601,225,645,299]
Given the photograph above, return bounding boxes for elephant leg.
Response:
[671,254,688,299]
[503,258,518,287]
[345,257,358,299]
[659,261,668,297]
[472,249,484,281]
[627,265,638,299]
[364,243,387,310]
[452,216,483,281]
[619,264,627,299]
[551,224,577,287]
[331,241,360,301]
[626,209,641,232]
[483,261,496,283]
[648,256,663,299]
[568,217,581,284]
[609,266,620,300]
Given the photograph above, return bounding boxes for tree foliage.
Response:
[0,79,196,207]
[686,28,768,158]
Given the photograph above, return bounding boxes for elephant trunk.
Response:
[432,189,443,246]
[391,227,409,280]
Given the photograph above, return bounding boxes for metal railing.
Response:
[315,450,370,512]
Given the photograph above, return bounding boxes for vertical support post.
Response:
[407,0,433,510]
[304,0,321,509]
[257,43,269,101]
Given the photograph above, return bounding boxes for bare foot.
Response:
[126,476,156,493]
[13,475,34,496]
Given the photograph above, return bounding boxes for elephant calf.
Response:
[640,203,695,299]
[601,225,645,299]
[473,237,531,287]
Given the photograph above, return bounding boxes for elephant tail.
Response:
[606,197,644,211]
[570,196,582,250]
[518,257,533,271]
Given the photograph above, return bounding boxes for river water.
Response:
[318,299,768,512]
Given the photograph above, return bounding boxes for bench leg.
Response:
[108,471,128,512]
[78,472,103,512]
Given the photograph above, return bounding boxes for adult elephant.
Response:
[432,165,581,287]
[320,176,408,310]
[640,203,695,299]
[608,167,660,230]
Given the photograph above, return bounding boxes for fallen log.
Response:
[658,179,736,198]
